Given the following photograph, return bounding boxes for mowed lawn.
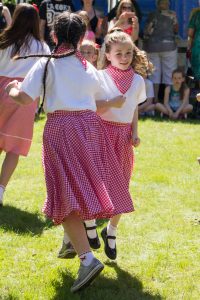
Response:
[0,117,199,300]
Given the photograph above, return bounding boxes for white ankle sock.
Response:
[0,185,5,205]
[79,251,94,266]
[84,220,97,239]
[63,232,70,245]
[107,222,117,249]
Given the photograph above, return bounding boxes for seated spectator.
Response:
[108,0,139,42]
[143,0,178,102]
[39,0,75,48]
[155,69,193,119]
[78,10,96,41]
[108,0,141,23]
[0,1,12,33]
[80,39,99,68]
[188,7,200,88]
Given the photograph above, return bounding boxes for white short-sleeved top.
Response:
[0,39,50,78]
[145,78,154,99]
[21,57,103,113]
[97,70,146,123]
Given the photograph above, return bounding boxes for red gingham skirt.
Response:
[102,120,134,188]
[42,110,133,225]
[0,76,37,156]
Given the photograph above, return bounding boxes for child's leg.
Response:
[101,214,122,260]
[155,103,169,115]
[0,152,19,187]
[0,152,19,205]
[84,219,101,249]
[62,212,104,293]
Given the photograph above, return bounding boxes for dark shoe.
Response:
[101,227,117,260]
[57,241,77,259]
[84,224,101,250]
[70,257,104,293]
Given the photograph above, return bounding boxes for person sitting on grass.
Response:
[155,68,193,119]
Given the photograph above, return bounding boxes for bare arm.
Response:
[96,95,126,109]
[40,19,46,40]
[188,28,195,50]
[3,6,12,26]
[132,106,140,147]
[131,16,139,41]
[5,80,33,105]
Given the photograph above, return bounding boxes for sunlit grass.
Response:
[0,117,199,300]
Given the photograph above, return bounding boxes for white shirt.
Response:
[97,70,146,123]
[145,78,154,99]
[21,57,103,113]
[0,39,50,78]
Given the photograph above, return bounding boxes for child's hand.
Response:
[109,95,126,108]
[132,136,140,147]
[5,80,20,94]
[196,93,200,102]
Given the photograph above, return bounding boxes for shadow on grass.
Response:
[51,261,163,300]
[0,204,53,235]
[140,115,200,125]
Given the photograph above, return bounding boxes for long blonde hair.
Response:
[116,0,135,20]
[100,30,154,77]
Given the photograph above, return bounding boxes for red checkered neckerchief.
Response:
[54,44,87,70]
[106,64,134,94]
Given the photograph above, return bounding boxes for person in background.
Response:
[79,0,108,45]
[78,10,96,41]
[143,0,178,103]
[0,3,50,207]
[188,4,200,88]
[39,0,75,48]
[155,68,193,119]
[108,0,139,42]
[137,53,155,116]
[80,39,99,67]
[0,0,12,33]
[108,0,141,23]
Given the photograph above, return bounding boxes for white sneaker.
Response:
[71,258,104,293]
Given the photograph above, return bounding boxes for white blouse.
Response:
[0,39,50,78]
[21,57,104,113]
[97,70,146,123]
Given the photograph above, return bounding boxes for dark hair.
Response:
[172,68,188,99]
[0,3,41,57]
[16,12,86,114]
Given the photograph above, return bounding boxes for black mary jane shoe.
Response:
[101,227,117,260]
[84,224,101,249]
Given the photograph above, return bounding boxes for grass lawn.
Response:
[0,117,199,300]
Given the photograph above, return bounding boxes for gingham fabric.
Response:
[102,120,134,189]
[55,44,87,70]
[106,64,135,95]
[42,110,133,225]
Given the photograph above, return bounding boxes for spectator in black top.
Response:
[0,1,12,33]
[108,0,141,23]
[39,0,75,48]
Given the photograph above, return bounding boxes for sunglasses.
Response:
[122,6,132,10]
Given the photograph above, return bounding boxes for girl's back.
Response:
[0,39,50,78]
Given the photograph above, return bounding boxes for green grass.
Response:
[0,117,200,300]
